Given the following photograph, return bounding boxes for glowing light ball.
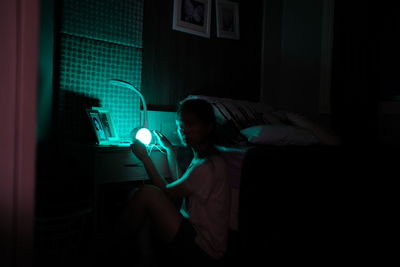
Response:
[135,128,152,145]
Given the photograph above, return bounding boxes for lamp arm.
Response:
[109,79,148,128]
[131,86,148,128]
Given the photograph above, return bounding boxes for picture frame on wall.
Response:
[172,0,212,38]
[216,0,240,40]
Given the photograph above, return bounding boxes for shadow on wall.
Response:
[36,91,100,216]
[56,90,100,144]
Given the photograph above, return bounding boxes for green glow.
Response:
[37,0,54,143]
[136,128,152,145]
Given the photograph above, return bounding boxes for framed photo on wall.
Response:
[172,0,211,38]
[216,0,240,40]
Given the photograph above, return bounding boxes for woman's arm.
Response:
[130,140,190,198]
[130,140,168,189]
[154,131,182,180]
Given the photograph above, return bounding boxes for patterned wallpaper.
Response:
[57,0,144,142]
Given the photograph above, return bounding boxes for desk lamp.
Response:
[109,79,152,145]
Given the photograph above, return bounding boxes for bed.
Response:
[177,95,351,264]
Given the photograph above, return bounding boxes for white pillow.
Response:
[240,125,319,145]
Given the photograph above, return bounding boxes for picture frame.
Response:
[172,0,212,38]
[86,107,120,145]
[215,0,240,40]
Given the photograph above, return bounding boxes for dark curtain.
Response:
[330,4,398,264]
[330,1,380,145]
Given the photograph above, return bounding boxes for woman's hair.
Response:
[177,98,217,144]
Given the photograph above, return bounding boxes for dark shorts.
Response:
[170,219,218,267]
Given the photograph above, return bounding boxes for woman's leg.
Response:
[115,184,183,242]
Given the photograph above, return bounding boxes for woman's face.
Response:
[176,111,212,147]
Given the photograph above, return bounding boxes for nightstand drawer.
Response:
[94,150,146,184]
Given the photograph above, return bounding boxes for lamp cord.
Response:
[148,139,179,180]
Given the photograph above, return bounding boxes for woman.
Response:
[116,99,230,266]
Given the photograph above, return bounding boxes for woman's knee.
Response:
[139,184,162,194]
[133,184,163,201]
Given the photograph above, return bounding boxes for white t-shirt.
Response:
[180,154,230,259]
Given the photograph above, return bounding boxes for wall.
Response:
[261,0,331,123]
[38,1,146,145]
[280,0,323,114]
[142,0,263,109]
[35,0,146,220]
[55,0,144,143]
[260,0,284,108]
[261,0,335,130]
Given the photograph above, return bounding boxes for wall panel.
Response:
[56,0,144,142]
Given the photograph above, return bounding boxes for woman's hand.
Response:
[154,130,173,151]
[130,140,150,162]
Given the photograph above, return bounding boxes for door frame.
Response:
[0,0,39,266]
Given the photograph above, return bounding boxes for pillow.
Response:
[185,95,271,128]
[240,125,320,146]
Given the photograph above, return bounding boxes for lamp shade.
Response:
[134,127,152,145]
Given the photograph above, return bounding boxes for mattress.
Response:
[216,146,250,231]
